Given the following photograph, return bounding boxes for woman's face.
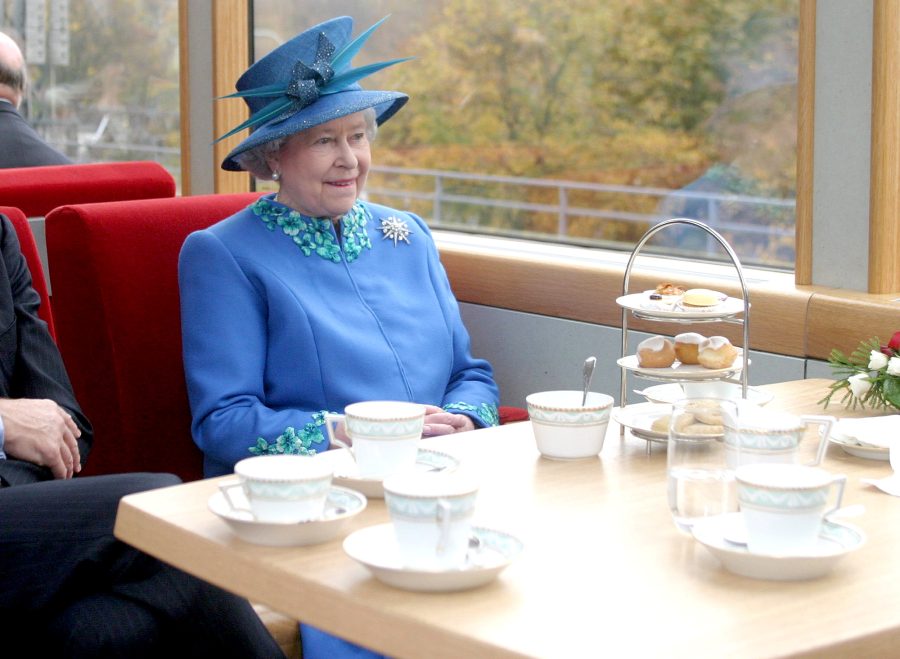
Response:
[270,112,371,220]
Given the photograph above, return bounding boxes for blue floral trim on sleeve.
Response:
[248,410,333,456]
[251,196,372,263]
[443,402,500,428]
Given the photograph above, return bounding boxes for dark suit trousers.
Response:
[0,473,285,658]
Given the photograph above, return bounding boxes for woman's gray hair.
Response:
[235,107,378,180]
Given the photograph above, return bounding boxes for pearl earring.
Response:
[272,171,280,181]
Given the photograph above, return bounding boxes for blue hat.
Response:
[218,16,410,171]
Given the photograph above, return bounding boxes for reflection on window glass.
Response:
[252,0,798,269]
[1,0,181,188]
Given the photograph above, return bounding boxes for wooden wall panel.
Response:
[212,0,251,194]
[868,0,900,293]
[795,0,816,286]
[439,244,811,357]
[806,290,900,359]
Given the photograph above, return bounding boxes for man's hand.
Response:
[0,398,82,479]
[421,404,476,437]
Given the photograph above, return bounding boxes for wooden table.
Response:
[114,379,900,658]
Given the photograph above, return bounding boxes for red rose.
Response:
[889,330,900,353]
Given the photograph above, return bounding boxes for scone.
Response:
[674,332,705,364]
[650,414,671,434]
[682,422,724,435]
[682,288,726,307]
[637,336,676,368]
[697,336,738,369]
[651,412,694,434]
[684,400,724,425]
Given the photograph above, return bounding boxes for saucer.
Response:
[829,429,890,461]
[617,351,746,381]
[315,448,461,498]
[637,382,774,407]
[835,415,900,448]
[828,417,899,461]
[343,523,523,592]
[208,484,366,546]
[691,512,865,581]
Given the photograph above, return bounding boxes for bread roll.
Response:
[637,336,676,368]
[697,336,738,369]
[674,332,705,364]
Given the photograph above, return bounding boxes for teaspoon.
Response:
[581,356,597,407]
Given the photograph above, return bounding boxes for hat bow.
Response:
[216,16,411,143]
[285,33,335,113]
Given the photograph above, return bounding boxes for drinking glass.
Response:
[666,398,738,533]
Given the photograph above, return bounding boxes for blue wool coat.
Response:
[179,195,499,477]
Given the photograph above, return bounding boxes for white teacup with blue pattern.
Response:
[724,405,834,469]
[735,463,847,555]
[221,455,334,523]
[383,470,479,571]
[325,401,426,480]
[526,390,614,459]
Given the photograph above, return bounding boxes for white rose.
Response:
[888,357,900,376]
[848,373,872,398]
[869,350,889,370]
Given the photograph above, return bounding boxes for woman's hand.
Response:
[421,404,476,437]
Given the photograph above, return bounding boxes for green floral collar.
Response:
[251,195,373,263]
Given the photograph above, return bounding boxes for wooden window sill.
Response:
[435,232,899,359]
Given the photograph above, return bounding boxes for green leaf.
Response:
[884,376,900,410]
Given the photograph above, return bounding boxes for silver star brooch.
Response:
[380,216,411,246]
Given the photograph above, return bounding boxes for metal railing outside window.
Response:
[365,166,796,269]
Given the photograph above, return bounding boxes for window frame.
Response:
[186,0,900,294]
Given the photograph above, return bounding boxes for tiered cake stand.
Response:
[616,218,751,448]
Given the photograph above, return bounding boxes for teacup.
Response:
[220,454,333,523]
[526,390,614,459]
[382,470,479,570]
[724,405,834,468]
[325,401,426,479]
[735,463,847,555]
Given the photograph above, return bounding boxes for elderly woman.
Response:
[179,15,498,478]
[178,18,499,655]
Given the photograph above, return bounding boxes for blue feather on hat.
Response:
[218,16,411,172]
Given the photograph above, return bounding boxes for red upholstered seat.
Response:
[1,161,177,301]
[499,405,530,424]
[0,205,56,340]
[46,193,262,481]
[46,191,523,480]
[0,161,176,217]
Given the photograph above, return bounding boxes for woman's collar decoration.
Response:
[380,216,411,246]
[252,196,372,263]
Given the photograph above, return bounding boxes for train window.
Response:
[253,0,799,270]
[1,1,181,188]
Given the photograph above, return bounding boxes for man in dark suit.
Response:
[0,213,286,655]
[0,30,72,169]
